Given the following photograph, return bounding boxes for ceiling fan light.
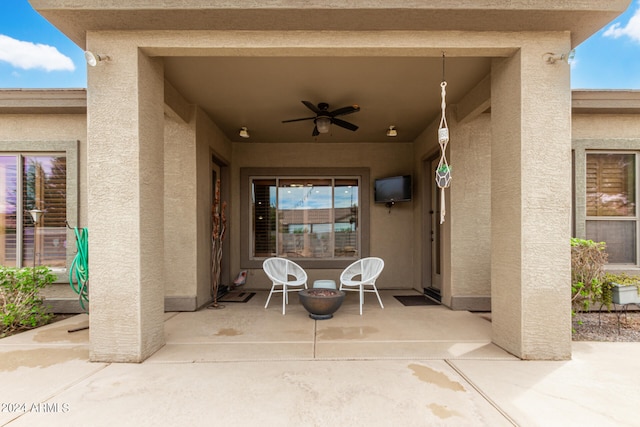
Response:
[239,127,250,138]
[386,126,397,137]
[316,117,331,134]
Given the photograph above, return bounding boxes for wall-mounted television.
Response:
[374,175,412,206]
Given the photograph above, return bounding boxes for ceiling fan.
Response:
[282,101,360,136]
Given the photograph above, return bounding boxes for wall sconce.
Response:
[315,117,331,134]
[386,126,397,137]
[239,127,250,138]
[543,50,575,65]
[84,51,111,67]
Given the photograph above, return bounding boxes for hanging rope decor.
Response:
[435,52,452,224]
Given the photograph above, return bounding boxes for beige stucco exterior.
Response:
[2,0,632,362]
[4,90,639,312]
[573,93,640,261]
[4,85,640,362]
[0,91,86,305]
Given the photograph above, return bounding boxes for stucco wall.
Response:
[163,104,232,310]
[490,41,573,360]
[572,113,640,275]
[573,114,640,139]
[0,113,86,305]
[164,111,198,308]
[449,114,492,309]
[231,141,414,290]
[0,113,87,222]
[84,41,167,362]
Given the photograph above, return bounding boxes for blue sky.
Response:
[1,0,640,90]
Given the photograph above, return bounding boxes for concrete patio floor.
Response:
[0,290,639,426]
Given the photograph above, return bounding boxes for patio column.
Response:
[86,40,165,362]
[490,41,572,360]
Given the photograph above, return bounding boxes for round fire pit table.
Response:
[298,288,345,320]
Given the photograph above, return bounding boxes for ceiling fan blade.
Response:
[282,116,316,123]
[302,101,322,114]
[330,104,360,117]
[332,118,358,132]
[312,125,320,136]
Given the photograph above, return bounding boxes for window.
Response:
[252,177,359,259]
[585,152,637,264]
[0,153,68,271]
[241,168,369,268]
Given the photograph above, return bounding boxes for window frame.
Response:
[0,140,78,282]
[584,150,639,265]
[240,167,370,269]
[573,138,640,272]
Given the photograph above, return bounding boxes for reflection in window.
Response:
[251,177,359,260]
[334,180,358,257]
[0,154,67,268]
[586,153,635,217]
[252,179,276,257]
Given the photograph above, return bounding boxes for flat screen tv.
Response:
[374,175,412,205]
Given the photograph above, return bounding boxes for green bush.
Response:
[0,266,56,338]
[570,238,608,312]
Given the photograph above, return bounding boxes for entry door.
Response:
[422,157,442,297]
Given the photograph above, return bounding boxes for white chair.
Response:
[339,257,385,315]
[263,257,308,315]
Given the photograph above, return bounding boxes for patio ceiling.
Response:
[163,55,492,143]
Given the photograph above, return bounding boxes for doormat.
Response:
[394,295,440,306]
[219,291,256,303]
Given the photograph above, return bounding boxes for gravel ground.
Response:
[573,310,640,342]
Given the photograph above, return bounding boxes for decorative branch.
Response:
[210,179,227,308]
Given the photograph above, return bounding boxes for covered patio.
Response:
[47,290,514,362]
[25,0,632,362]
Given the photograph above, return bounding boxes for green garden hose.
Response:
[69,227,89,312]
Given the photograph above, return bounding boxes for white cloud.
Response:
[0,34,75,72]
[603,7,640,43]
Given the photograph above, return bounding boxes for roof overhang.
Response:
[0,89,87,114]
[29,0,631,48]
[3,89,640,117]
[572,90,640,114]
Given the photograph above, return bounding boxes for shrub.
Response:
[0,266,56,338]
[570,238,608,312]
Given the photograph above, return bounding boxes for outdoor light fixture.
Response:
[386,126,397,137]
[315,117,331,134]
[28,209,44,225]
[543,50,575,65]
[84,51,111,67]
[239,127,250,138]
[28,209,44,280]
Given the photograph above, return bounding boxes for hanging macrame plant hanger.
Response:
[435,52,451,224]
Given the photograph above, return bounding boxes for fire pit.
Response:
[298,288,345,320]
